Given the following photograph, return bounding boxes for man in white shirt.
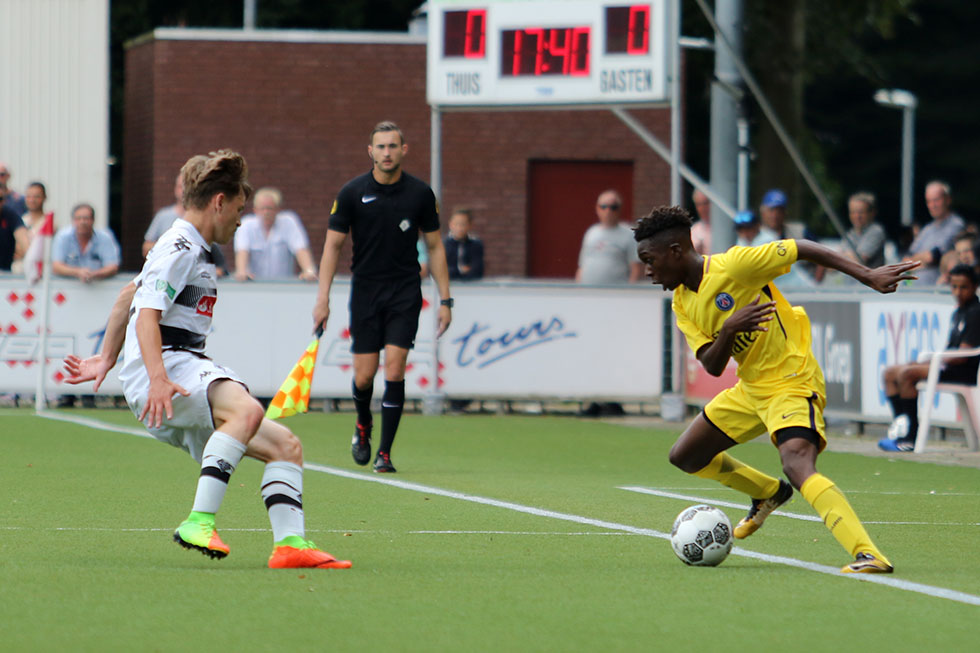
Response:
[234,187,317,281]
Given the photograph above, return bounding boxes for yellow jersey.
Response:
[673,240,816,392]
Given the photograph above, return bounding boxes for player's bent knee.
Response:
[273,430,303,464]
[668,445,698,473]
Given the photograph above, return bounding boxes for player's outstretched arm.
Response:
[63,281,136,392]
[795,239,919,292]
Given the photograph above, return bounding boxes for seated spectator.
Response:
[443,208,484,280]
[11,181,48,274]
[51,203,121,282]
[903,180,965,285]
[0,161,27,216]
[143,173,227,275]
[0,192,28,271]
[938,229,977,285]
[879,263,980,452]
[234,187,317,281]
[733,210,759,246]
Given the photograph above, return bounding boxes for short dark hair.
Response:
[949,263,979,286]
[633,205,693,242]
[71,203,95,220]
[370,121,404,145]
[27,181,46,196]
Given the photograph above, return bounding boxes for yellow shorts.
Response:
[703,373,827,453]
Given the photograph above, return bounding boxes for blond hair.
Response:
[181,150,252,209]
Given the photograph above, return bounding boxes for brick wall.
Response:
[123,32,671,277]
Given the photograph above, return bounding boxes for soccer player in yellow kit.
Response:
[634,206,920,573]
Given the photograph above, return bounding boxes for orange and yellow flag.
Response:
[266,326,323,419]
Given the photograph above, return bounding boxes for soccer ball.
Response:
[670,504,733,567]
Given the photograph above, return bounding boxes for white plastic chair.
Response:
[913,346,980,453]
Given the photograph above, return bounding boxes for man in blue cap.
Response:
[754,189,817,286]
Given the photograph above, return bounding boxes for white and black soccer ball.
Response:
[670,504,733,567]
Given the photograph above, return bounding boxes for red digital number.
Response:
[464,9,486,58]
[627,5,650,55]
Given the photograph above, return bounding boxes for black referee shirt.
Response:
[329,171,439,281]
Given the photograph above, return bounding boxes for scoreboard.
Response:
[427,0,670,107]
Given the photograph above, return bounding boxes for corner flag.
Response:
[265,325,324,419]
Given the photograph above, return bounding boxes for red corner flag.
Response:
[266,326,324,419]
[25,212,55,284]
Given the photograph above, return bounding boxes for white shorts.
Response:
[122,350,247,462]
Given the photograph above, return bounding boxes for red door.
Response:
[527,160,634,278]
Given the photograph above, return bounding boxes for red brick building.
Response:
[122,28,672,277]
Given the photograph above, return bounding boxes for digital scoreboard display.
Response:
[428,0,669,106]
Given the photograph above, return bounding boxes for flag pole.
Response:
[34,213,54,413]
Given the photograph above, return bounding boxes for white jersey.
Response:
[118,219,218,389]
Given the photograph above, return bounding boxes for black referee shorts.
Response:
[939,364,978,385]
[349,276,423,354]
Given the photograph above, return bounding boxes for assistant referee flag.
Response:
[266,326,324,419]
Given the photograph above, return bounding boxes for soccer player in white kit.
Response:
[64,150,350,569]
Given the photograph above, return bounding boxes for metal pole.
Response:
[669,0,681,206]
[424,105,444,415]
[708,0,742,252]
[901,105,915,226]
[243,0,257,30]
[737,116,750,211]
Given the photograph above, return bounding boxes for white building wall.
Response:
[0,0,110,230]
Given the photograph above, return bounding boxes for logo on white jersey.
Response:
[196,295,216,317]
[361,195,378,204]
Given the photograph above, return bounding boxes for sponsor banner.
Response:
[0,277,664,400]
[802,300,861,413]
[860,297,958,421]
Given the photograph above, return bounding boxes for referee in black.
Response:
[313,121,452,473]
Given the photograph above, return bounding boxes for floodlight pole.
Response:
[426,105,445,415]
[874,89,917,227]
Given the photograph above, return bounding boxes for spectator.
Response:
[0,192,28,271]
[144,173,228,275]
[444,208,484,280]
[52,203,120,282]
[879,263,980,452]
[11,182,48,274]
[578,189,638,416]
[0,161,27,216]
[753,189,816,287]
[733,210,760,247]
[755,189,814,243]
[234,187,317,281]
[842,192,887,267]
[903,180,965,285]
[689,188,712,254]
[576,189,642,284]
[938,229,977,285]
[52,202,120,408]
[818,191,888,285]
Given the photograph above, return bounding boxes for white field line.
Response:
[620,486,980,527]
[34,411,980,607]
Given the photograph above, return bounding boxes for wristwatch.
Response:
[440,298,454,308]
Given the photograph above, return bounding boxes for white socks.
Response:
[261,461,305,542]
[191,431,246,514]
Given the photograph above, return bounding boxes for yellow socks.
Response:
[800,473,890,565]
[693,452,781,499]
